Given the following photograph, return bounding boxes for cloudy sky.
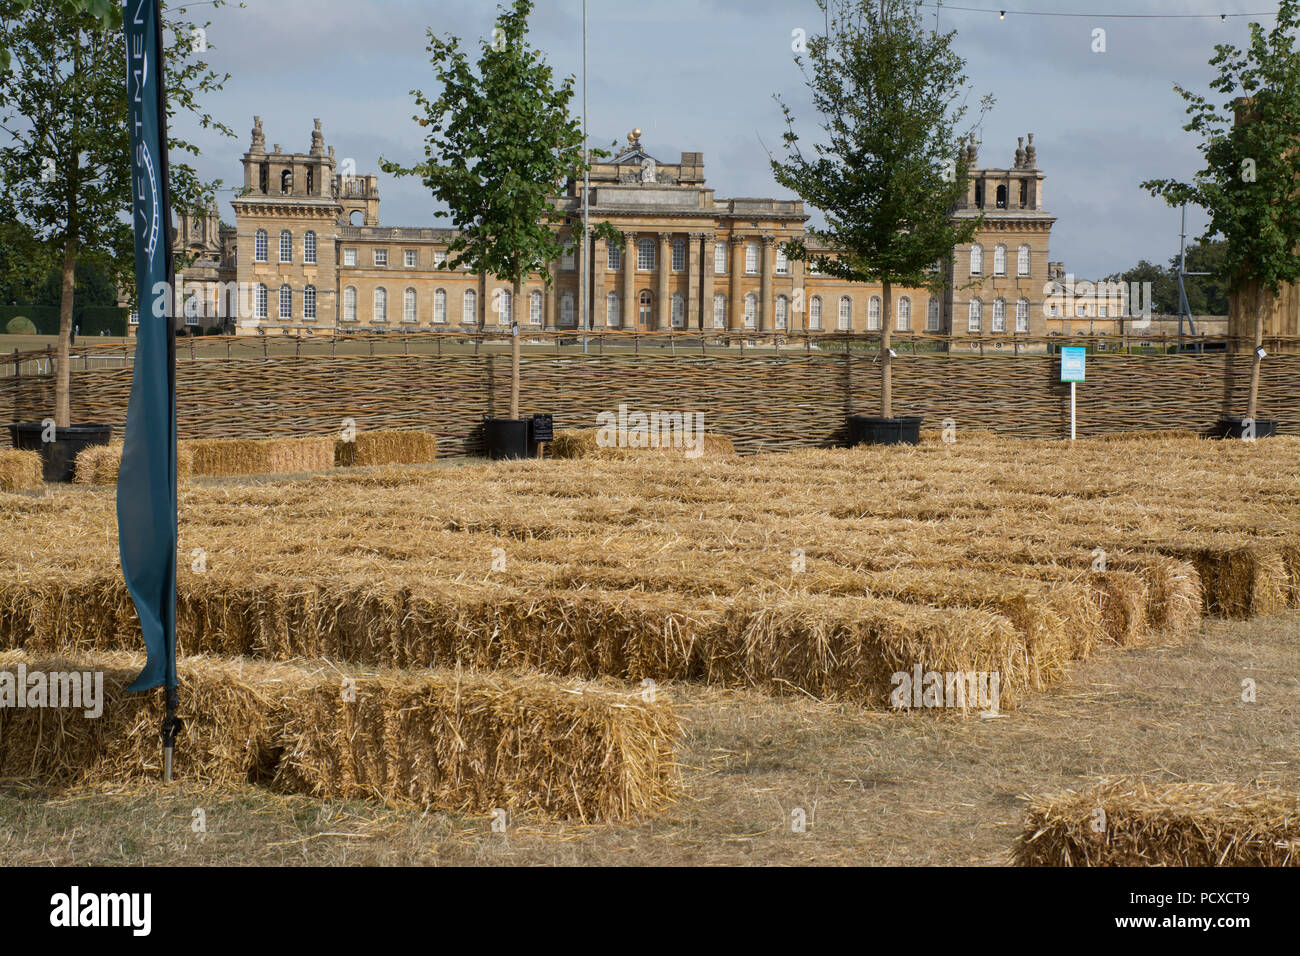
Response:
[172,0,1282,279]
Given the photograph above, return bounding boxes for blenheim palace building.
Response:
[174,118,1056,344]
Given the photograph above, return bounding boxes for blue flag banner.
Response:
[120,0,178,695]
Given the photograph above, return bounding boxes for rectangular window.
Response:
[714,242,727,275]
[775,248,789,275]
[561,243,575,271]
[374,248,388,267]
[343,249,356,267]
[608,245,622,271]
[672,240,685,272]
[434,250,447,267]
[405,250,417,268]
[304,232,317,265]
[745,243,758,275]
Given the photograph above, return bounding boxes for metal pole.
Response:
[580,0,590,354]
[1070,381,1076,440]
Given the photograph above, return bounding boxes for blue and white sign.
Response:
[1060,346,1087,383]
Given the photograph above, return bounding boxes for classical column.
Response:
[621,231,637,330]
[656,232,671,330]
[686,232,703,330]
[572,228,584,330]
[544,258,559,329]
[592,236,608,328]
[791,255,806,331]
[760,235,775,332]
[729,235,745,329]
[700,233,716,331]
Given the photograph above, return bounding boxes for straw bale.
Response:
[335,430,439,467]
[74,441,196,485]
[0,650,681,822]
[0,650,291,786]
[1016,777,1300,866]
[0,450,40,492]
[1164,544,1288,618]
[188,437,334,477]
[718,593,1027,709]
[549,427,735,459]
[276,665,679,822]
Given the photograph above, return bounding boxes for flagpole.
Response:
[153,0,181,783]
[125,0,182,781]
[580,0,590,354]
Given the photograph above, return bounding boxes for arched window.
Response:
[672,238,686,272]
[255,283,268,320]
[403,288,417,323]
[993,244,1007,276]
[745,242,759,275]
[279,230,292,263]
[304,285,316,321]
[637,239,655,271]
[497,289,512,325]
[968,298,982,333]
[897,295,911,331]
[992,297,1006,332]
[714,241,727,274]
[343,286,356,322]
[775,247,789,275]
[1016,298,1030,333]
[529,290,543,326]
[1017,244,1031,276]
[433,289,447,324]
[373,287,387,322]
[608,244,622,271]
[743,293,758,329]
[995,184,1007,209]
[254,229,268,263]
[775,295,789,330]
[462,289,477,324]
[606,292,621,327]
[280,169,292,194]
[837,296,852,331]
[809,295,823,330]
[926,297,940,331]
[560,292,574,326]
[970,244,983,275]
[671,293,685,328]
[279,284,292,319]
[638,290,652,326]
[867,295,882,330]
[713,293,726,329]
[304,231,317,265]
[561,243,575,271]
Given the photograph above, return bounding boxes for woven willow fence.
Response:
[2,347,1296,456]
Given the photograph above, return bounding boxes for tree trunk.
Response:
[1246,280,1265,421]
[55,241,76,428]
[510,275,523,420]
[881,279,893,419]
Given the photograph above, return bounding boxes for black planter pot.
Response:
[9,422,113,482]
[482,417,530,460]
[1213,417,1278,440]
[848,415,923,446]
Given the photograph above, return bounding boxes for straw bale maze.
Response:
[0,345,1298,865]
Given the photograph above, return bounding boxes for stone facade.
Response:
[181,120,1057,344]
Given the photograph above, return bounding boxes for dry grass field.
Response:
[1,432,1297,863]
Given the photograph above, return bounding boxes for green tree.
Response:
[381,0,617,421]
[0,0,234,426]
[0,0,118,72]
[771,0,990,420]
[1175,240,1230,315]
[0,199,53,305]
[1104,259,1177,315]
[1142,1,1300,422]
